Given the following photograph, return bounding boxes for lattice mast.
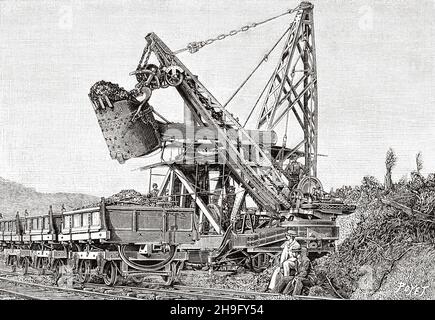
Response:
[257,2,318,177]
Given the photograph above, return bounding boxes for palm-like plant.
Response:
[416,151,423,175]
[385,148,397,191]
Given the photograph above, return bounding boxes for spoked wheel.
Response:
[20,257,30,275]
[165,66,184,86]
[161,262,177,286]
[251,253,271,273]
[103,261,118,286]
[161,261,184,286]
[77,260,91,284]
[161,273,174,286]
[52,259,65,282]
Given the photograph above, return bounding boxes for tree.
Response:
[416,151,423,175]
[385,148,397,191]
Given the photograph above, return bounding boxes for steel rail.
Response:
[84,283,243,300]
[135,282,339,300]
[0,275,141,300]
[172,284,341,300]
[172,284,281,298]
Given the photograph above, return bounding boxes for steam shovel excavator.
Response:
[89,1,356,274]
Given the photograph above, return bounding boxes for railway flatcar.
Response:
[0,199,194,285]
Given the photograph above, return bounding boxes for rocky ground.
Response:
[180,271,294,300]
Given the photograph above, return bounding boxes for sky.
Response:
[0,0,434,197]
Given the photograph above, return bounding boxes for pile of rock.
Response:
[89,80,131,102]
[76,189,152,209]
[105,189,151,205]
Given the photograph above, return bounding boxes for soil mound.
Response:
[314,173,435,299]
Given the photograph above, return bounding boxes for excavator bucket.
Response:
[89,89,161,163]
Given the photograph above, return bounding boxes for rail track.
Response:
[83,282,276,300]
[0,265,339,300]
[83,282,339,300]
[167,284,340,300]
[0,275,140,300]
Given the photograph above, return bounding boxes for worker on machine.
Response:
[266,230,300,292]
[150,183,159,198]
[286,155,305,189]
[311,185,324,201]
[222,186,236,230]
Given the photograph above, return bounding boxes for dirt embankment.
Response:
[315,174,435,300]
[352,244,434,300]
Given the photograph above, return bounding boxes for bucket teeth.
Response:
[103,95,114,108]
[91,100,98,111]
[98,96,106,110]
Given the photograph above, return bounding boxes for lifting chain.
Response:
[174,4,306,55]
[137,41,151,70]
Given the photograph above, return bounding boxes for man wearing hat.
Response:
[291,246,312,295]
[267,229,301,292]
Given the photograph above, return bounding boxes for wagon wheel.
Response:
[20,257,30,275]
[52,259,65,282]
[161,261,180,286]
[103,261,118,286]
[174,261,184,283]
[77,260,91,284]
[251,253,271,273]
[161,270,175,286]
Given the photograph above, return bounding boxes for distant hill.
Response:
[0,177,99,218]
